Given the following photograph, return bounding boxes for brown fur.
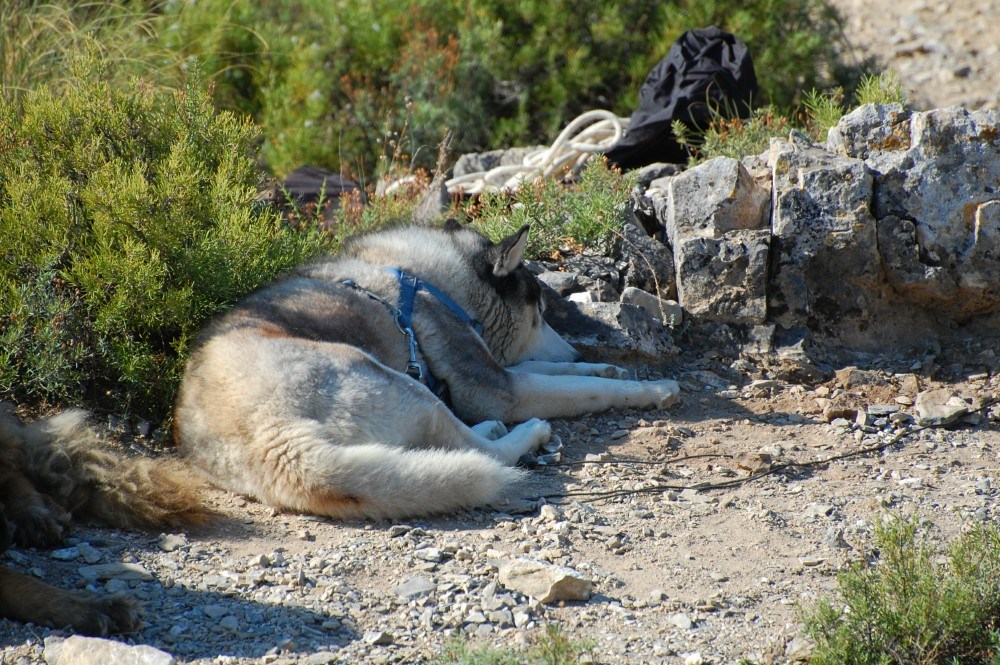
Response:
[0,403,209,635]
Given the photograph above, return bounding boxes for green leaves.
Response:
[0,60,332,420]
[804,516,1000,665]
[475,159,636,259]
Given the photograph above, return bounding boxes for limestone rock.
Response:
[44,635,174,665]
[915,388,971,426]
[659,157,770,249]
[545,300,678,360]
[620,286,683,326]
[618,218,676,301]
[393,575,436,600]
[835,366,885,388]
[844,106,1000,318]
[634,162,684,189]
[767,135,880,336]
[452,146,545,178]
[497,558,592,603]
[826,103,912,160]
[674,230,769,325]
[363,630,394,646]
[536,271,580,296]
[78,563,153,582]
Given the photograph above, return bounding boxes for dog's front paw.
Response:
[471,420,509,441]
[509,418,552,447]
[490,418,552,466]
[53,591,142,636]
[595,363,635,380]
[650,379,681,409]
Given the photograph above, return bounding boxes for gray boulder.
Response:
[497,558,593,604]
[833,105,1000,318]
[647,157,771,326]
[622,103,998,354]
[452,147,545,178]
[620,286,683,326]
[545,299,677,360]
[659,156,770,249]
[618,217,676,301]
[674,230,769,325]
[44,636,175,665]
[767,133,880,334]
[826,103,912,160]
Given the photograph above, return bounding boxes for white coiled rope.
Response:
[444,109,629,196]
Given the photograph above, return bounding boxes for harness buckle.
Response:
[401,325,424,382]
[405,362,424,381]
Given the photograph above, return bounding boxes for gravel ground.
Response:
[2,341,999,664]
[3,3,999,664]
[827,0,1000,110]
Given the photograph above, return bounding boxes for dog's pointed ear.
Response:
[493,224,530,277]
[443,217,462,232]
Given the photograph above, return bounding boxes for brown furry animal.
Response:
[0,403,207,635]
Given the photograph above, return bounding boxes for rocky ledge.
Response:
[541,104,998,368]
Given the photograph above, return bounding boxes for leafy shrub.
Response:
[671,70,909,162]
[3,0,861,181]
[856,70,908,107]
[672,106,791,163]
[473,159,636,259]
[459,0,668,145]
[803,516,1000,665]
[802,87,846,141]
[802,71,909,142]
[152,0,494,179]
[0,61,333,420]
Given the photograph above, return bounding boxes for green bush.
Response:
[3,0,860,181]
[671,70,909,163]
[152,0,494,179]
[802,72,909,142]
[0,61,333,420]
[672,106,791,164]
[803,516,1000,665]
[473,159,636,260]
[856,70,908,107]
[437,624,591,664]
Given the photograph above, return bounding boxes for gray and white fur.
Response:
[173,222,679,519]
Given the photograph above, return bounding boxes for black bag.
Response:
[605,27,757,169]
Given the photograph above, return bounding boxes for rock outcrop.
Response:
[637,104,999,353]
[459,105,997,361]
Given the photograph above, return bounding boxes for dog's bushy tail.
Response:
[0,405,209,529]
[269,443,526,520]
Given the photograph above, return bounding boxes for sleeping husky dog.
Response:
[174,221,679,518]
[0,404,206,634]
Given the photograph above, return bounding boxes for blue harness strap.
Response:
[385,267,484,336]
[341,268,483,396]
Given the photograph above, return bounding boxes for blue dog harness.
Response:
[342,267,483,395]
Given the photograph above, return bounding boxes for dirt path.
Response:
[2,342,998,663]
[827,0,1000,110]
[3,3,999,663]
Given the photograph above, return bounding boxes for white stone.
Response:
[497,558,592,603]
[44,635,174,665]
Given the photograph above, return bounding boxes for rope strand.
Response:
[445,110,629,196]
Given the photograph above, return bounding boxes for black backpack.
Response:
[605,27,758,169]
